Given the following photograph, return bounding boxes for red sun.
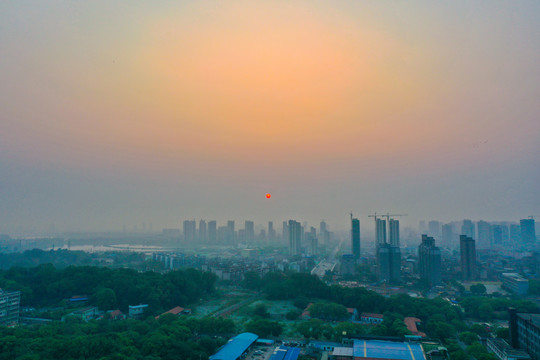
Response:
[266,193,271,199]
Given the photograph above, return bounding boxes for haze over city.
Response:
[1,1,539,234]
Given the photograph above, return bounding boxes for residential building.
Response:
[460,235,477,281]
[244,220,255,242]
[208,220,217,243]
[389,219,400,247]
[477,220,492,249]
[64,307,99,322]
[183,220,196,243]
[428,220,440,238]
[268,221,275,241]
[462,220,475,239]
[509,309,540,360]
[404,317,426,337]
[442,223,453,249]
[360,312,384,324]
[521,219,537,244]
[341,254,356,276]
[351,216,361,259]
[129,304,148,319]
[0,289,20,326]
[418,235,442,286]
[376,219,386,245]
[199,220,207,242]
[502,273,529,296]
[289,220,302,256]
[377,243,401,283]
[487,337,530,360]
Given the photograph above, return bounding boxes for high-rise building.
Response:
[351,216,361,259]
[377,243,401,283]
[419,220,427,234]
[0,289,20,326]
[183,220,196,243]
[268,221,275,241]
[389,219,400,247]
[341,254,357,276]
[428,221,440,238]
[199,220,207,242]
[510,224,521,244]
[309,227,318,255]
[442,223,453,248]
[289,220,302,256]
[491,224,508,246]
[376,219,387,245]
[509,308,540,360]
[282,221,289,243]
[208,221,217,243]
[418,235,441,286]
[521,219,537,244]
[461,220,475,239]
[320,221,329,244]
[227,221,235,244]
[460,235,476,281]
[477,220,492,249]
[244,220,255,242]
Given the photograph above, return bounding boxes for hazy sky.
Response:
[1,1,539,235]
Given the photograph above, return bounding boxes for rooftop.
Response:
[361,312,384,319]
[269,346,300,360]
[210,332,258,360]
[517,313,540,328]
[353,339,426,360]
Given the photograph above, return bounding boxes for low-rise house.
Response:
[128,304,148,319]
[347,308,358,321]
[404,317,427,337]
[155,306,192,319]
[107,309,125,320]
[360,312,384,324]
[63,307,99,322]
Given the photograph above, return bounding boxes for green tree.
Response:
[470,283,487,295]
[245,319,283,338]
[253,304,270,318]
[459,332,479,345]
[296,319,327,339]
[92,287,118,310]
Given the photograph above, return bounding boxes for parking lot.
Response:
[244,345,274,360]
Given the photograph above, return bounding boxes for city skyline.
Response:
[1,1,539,234]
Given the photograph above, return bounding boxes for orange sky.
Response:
[0,1,539,232]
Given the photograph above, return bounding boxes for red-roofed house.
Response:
[404,317,426,337]
[347,308,358,321]
[108,310,125,320]
[360,312,384,324]
[156,306,192,319]
[301,303,313,320]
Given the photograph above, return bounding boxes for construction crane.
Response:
[368,213,407,221]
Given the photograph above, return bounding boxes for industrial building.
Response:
[269,346,300,360]
[331,339,425,360]
[210,332,258,360]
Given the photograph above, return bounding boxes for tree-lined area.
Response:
[0,265,217,314]
[0,314,234,360]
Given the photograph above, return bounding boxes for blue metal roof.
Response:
[283,347,300,360]
[353,340,426,360]
[210,333,259,360]
[270,347,300,360]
